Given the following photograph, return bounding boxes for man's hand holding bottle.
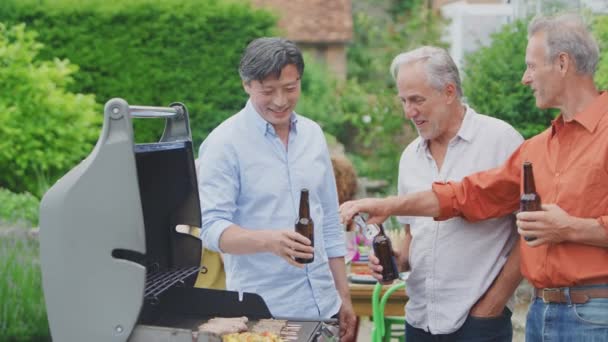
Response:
[368,249,407,285]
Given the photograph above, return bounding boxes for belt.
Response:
[535,287,608,304]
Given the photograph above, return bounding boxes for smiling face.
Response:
[243,64,301,130]
[396,62,454,142]
[521,32,564,109]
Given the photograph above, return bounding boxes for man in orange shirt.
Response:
[340,14,608,341]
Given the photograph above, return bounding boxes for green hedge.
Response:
[0,0,277,147]
[0,23,99,195]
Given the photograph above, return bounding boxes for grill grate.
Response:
[144,266,206,304]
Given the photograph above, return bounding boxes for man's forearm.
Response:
[569,216,608,247]
[218,224,269,254]
[385,190,441,218]
[328,257,352,304]
[483,239,523,307]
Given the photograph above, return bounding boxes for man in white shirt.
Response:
[368,46,524,341]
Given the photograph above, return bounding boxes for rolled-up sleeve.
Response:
[432,142,524,222]
[197,136,240,252]
[598,216,608,234]
[319,139,346,258]
[432,182,460,220]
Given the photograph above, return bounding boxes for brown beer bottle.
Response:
[295,189,314,264]
[372,223,399,282]
[520,162,541,242]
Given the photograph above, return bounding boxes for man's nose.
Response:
[404,104,418,119]
[521,70,531,86]
[273,91,287,107]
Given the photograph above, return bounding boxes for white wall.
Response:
[441,1,514,69]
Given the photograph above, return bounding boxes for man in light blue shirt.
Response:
[197,37,356,341]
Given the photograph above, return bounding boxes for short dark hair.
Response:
[239,37,305,83]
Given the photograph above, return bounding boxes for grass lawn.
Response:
[0,230,51,341]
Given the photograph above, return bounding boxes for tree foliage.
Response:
[0,188,40,227]
[594,15,608,89]
[0,23,99,195]
[344,0,446,187]
[462,19,554,138]
[464,16,608,139]
[0,0,449,193]
[0,0,277,146]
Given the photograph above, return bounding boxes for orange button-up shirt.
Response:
[432,92,608,289]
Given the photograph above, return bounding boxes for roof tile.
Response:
[250,0,353,43]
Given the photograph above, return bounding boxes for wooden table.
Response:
[349,281,408,317]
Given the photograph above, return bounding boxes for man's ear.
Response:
[242,80,251,95]
[445,83,457,104]
[558,52,570,75]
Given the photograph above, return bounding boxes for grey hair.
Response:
[239,37,305,83]
[390,46,462,98]
[528,13,599,75]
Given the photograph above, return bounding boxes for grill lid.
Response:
[39,98,197,342]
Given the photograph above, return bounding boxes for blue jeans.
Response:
[405,308,512,342]
[526,285,608,342]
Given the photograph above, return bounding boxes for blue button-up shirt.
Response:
[198,100,345,318]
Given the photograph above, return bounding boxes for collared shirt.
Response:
[433,92,608,289]
[398,106,523,334]
[198,100,345,318]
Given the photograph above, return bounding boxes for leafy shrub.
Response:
[0,23,99,195]
[0,235,50,341]
[594,15,608,88]
[462,19,554,138]
[0,0,276,147]
[464,16,608,138]
[0,188,40,227]
[297,58,349,139]
[297,50,417,190]
[343,0,445,187]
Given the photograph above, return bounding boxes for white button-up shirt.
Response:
[398,106,523,334]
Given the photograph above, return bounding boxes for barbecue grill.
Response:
[39,98,339,342]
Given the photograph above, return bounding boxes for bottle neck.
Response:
[523,163,536,194]
[299,190,310,218]
[376,223,386,236]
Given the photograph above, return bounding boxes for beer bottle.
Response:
[520,162,541,242]
[295,189,314,264]
[372,223,399,282]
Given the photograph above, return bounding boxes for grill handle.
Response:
[104,98,192,143]
[129,105,184,119]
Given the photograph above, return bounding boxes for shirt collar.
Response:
[416,105,475,152]
[245,99,298,137]
[551,91,608,136]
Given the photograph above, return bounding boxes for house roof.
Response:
[250,0,353,43]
